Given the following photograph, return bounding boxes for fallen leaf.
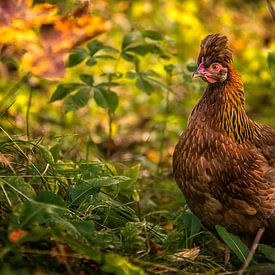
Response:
[8,229,28,242]
[168,247,200,261]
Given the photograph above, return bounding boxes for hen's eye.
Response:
[211,64,219,70]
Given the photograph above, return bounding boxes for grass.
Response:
[1,128,275,275]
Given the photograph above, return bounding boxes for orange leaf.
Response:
[8,229,28,242]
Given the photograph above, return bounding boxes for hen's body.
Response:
[173,50,275,241]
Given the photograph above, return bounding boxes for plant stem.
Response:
[106,74,114,158]
[238,227,265,275]
[26,87,33,140]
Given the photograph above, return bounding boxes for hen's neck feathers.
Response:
[190,64,261,143]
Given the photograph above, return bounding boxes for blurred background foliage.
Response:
[1,0,274,166]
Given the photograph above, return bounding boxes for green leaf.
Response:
[69,176,129,205]
[50,83,81,102]
[89,176,130,188]
[103,253,146,275]
[122,32,142,49]
[215,225,249,263]
[20,200,66,226]
[36,191,66,207]
[164,64,175,75]
[69,180,98,205]
[87,40,104,56]
[136,74,155,94]
[2,177,36,202]
[95,54,116,60]
[86,57,97,66]
[79,74,94,86]
[183,212,202,236]
[119,165,140,198]
[142,30,163,41]
[67,48,88,67]
[145,76,173,92]
[121,52,139,64]
[36,144,54,164]
[64,88,90,113]
[125,43,160,56]
[94,88,119,113]
[258,244,275,263]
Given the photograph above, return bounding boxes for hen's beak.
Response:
[192,69,205,79]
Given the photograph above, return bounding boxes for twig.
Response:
[266,0,275,23]
[238,227,265,275]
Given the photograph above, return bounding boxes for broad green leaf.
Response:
[20,200,66,226]
[119,165,140,198]
[70,220,95,237]
[125,43,160,56]
[164,64,175,75]
[79,74,94,86]
[215,225,249,263]
[102,253,146,275]
[182,211,202,246]
[67,48,88,67]
[36,144,54,164]
[86,57,97,66]
[136,75,155,94]
[36,190,66,207]
[87,40,104,56]
[142,30,163,41]
[102,46,120,53]
[121,32,142,49]
[69,180,98,205]
[2,177,36,201]
[121,52,139,64]
[50,83,81,102]
[258,244,275,263]
[146,76,173,92]
[86,176,130,188]
[69,176,129,205]
[64,88,90,113]
[95,54,116,60]
[79,162,103,179]
[96,82,120,88]
[94,88,119,113]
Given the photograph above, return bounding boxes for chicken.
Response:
[173,34,275,242]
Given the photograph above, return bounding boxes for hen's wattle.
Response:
[173,34,275,242]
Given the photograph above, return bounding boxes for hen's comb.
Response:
[197,34,233,67]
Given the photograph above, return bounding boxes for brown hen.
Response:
[173,34,275,242]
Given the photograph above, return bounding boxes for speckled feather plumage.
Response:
[173,34,275,242]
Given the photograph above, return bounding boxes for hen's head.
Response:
[193,34,233,84]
